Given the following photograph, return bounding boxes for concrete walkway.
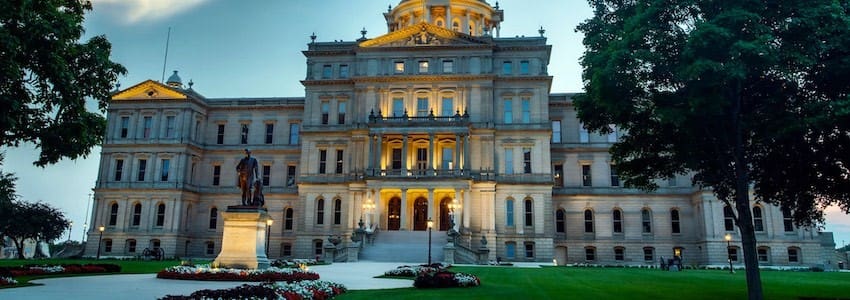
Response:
[0,262,416,300]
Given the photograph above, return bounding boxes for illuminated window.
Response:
[418,60,429,73]
[394,61,405,74]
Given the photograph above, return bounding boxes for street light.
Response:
[725,233,734,274]
[67,221,73,243]
[427,218,434,265]
[266,219,274,257]
[96,225,105,260]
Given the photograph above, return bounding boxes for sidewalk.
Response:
[0,262,414,300]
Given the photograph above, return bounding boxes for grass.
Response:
[339,266,850,300]
[0,258,193,288]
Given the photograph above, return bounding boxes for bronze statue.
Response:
[236,149,262,206]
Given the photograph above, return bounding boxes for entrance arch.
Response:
[388,197,401,230]
[439,197,452,231]
[413,197,428,231]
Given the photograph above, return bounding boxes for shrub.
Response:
[159,280,347,300]
[414,270,480,288]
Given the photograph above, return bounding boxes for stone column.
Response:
[453,189,461,231]
[428,188,435,225]
[464,134,471,172]
[367,134,374,174]
[463,189,471,228]
[402,134,409,175]
[428,133,435,174]
[454,134,461,172]
[462,11,470,34]
[446,6,452,30]
[376,134,383,172]
[400,188,409,230]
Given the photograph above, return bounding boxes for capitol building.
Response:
[86,0,835,268]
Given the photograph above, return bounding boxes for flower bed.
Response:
[271,258,322,268]
[414,270,480,288]
[383,263,450,277]
[159,280,347,300]
[0,264,121,277]
[0,277,17,286]
[156,264,319,282]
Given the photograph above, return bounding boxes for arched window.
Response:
[671,209,681,234]
[723,205,735,231]
[284,208,294,230]
[155,203,166,227]
[209,207,218,229]
[752,206,764,232]
[584,209,594,233]
[316,198,325,225]
[612,209,623,233]
[108,203,119,226]
[452,21,460,32]
[506,199,515,227]
[555,209,565,233]
[333,199,342,225]
[641,208,652,233]
[132,203,142,226]
[524,199,533,227]
[614,246,625,261]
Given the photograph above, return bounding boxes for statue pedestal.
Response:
[213,206,271,269]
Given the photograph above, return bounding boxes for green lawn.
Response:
[340,266,850,300]
[0,258,190,287]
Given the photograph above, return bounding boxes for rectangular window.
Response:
[552,120,562,143]
[392,98,404,117]
[321,102,330,125]
[520,60,530,75]
[614,247,624,261]
[644,247,654,261]
[579,122,589,143]
[506,243,516,259]
[289,123,300,144]
[783,209,794,232]
[441,148,453,170]
[553,164,563,187]
[265,123,274,144]
[613,210,623,233]
[524,200,533,227]
[339,64,349,78]
[335,150,344,174]
[757,248,768,262]
[521,97,531,123]
[104,240,112,252]
[582,164,592,186]
[217,124,225,144]
[128,240,136,253]
[417,97,429,116]
[504,148,514,174]
[394,61,405,74]
[240,124,249,144]
[585,248,596,261]
[206,242,215,255]
[671,209,681,234]
[212,165,221,186]
[282,244,292,256]
[338,101,346,124]
[788,248,799,262]
[165,116,175,138]
[120,117,129,138]
[441,97,453,116]
[287,165,296,187]
[322,65,332,79]
[319,150,327,174]
[262,165,271,186]
[114,159,124,181]
[729,247,739,262]
[502,61,512,75]
[503,99,513,124]
[524,243,534,258]
[143,116,152,138]
[522,148,532,174]
[442,60,454,73]
[506,200,514,227]
[160,159,170,181]
[137,159,147,181]
[418,60,429,73]
[610,164,619,187]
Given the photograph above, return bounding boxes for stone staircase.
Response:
[359,230,446,263]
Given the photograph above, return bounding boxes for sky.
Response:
[1,0,849,248]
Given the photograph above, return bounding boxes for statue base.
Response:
[212,206,271,269]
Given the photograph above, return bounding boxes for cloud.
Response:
[92,0,208,24]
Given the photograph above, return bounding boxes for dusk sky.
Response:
[1,0,848,248]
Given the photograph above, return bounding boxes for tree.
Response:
[2,200,69,259]
[0,153,17,238]
[0,0,126,166]
[576,1,850,299]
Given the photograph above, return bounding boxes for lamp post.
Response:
[725,233,734,274]
[67,222,73,243]
[427,218,434,265]
[96,225,105,260]
[266,219,274,257]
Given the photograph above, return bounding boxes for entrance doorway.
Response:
[388,197,401,230]
[439,198,452,231]
[413,197,428,230]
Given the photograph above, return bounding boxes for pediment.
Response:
[112,80,189,101]
[359,22,491,48]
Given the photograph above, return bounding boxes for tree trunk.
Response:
[11,238,25,259]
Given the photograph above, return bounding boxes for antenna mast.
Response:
[161,27,172,82]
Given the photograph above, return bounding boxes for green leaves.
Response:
[0,0,126,166]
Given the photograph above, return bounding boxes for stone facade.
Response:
[85,0,835,268]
